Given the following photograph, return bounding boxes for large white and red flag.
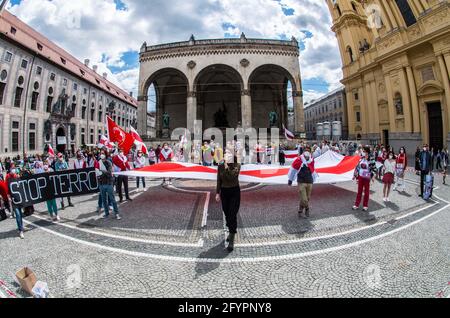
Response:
[107,116,135,154]
[283,124,295,141]
[129,126,148,155]
[98,135,114,150]
[283,150,298,163]
[116,151,360,185]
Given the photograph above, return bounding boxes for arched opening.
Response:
[56,127,66,153]
[347,46,354,63]
[249,64,296,130]
[194,64,243,130]
[144,68,188,137]
[336,5,342,17]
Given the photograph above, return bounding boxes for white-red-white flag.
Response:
[47,144,55,157]
[283,124,295,141]
[98,135,114,150]
[129,126,147,154]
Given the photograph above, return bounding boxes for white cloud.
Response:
[9,0,343,98]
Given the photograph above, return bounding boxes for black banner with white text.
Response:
[8,168,99,208]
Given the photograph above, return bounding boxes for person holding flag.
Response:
[288,146,316,218]
[113,149,132,203]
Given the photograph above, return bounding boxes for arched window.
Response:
[351,2,357,12]
[336,5,342,17]
[347,46,354,63]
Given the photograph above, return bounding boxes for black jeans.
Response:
[220,186,241,234]
[136,177,146,188]
[116,175,130,200]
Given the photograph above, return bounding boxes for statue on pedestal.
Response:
[269,110,278,127]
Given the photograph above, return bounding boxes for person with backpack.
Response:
[352,147,377,211]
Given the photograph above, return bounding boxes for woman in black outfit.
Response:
[215,149,241,252]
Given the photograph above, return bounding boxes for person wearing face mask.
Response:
[113,149,132,203]
[43,164,60,222]
[6,169,25,238]
[419,144,432,198]
[288,146,316,218]
[134,150,146,190]
[55,153,74,209]
[394,147,408,192]
[216,149,241,252]
[98,152,121,220]
[352,147,377,211]
[73,151,87,170]
[159,143,174,185]
[382,151,396,202]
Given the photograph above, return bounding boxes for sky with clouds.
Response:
[7,0,343,104]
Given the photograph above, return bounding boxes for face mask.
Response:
[138,154,142,157]
[43,165,49,170]
[400,150,404,153]
[389,155,393,159]
[100,155,106,160]
[164,146,169,150]
[10,169,16,174]
[423,148,427,151]
[304,152,311,160]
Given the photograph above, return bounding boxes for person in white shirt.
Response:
[134,150,146,190]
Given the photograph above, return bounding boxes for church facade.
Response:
[326,0,450,154]
[137,34,304,139]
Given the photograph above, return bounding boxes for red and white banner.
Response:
[116,151,360,185]
[283,150,298,162]
[47,144,55,158]
[129,126,148,155]
[98,135,114,150]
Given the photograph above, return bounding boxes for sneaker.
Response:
[116,215,122,220]
[352,206,359,210]
[363,207,369,212]
[102,214,109,219]
[126,197,133,202]
[68,203,75,208]
[386,197,390,202]
[56,215,61,221]
[19,231,24,239]
[305,209,310,218]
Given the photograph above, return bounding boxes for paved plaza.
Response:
[0,171,449,298]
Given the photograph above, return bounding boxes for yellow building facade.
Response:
[326,0,450,154]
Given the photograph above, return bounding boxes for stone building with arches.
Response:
[327,0,450,154]
[0,10,137,158]
[137,33,304,139]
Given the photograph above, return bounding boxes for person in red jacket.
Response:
[394,146,408,192]
[113,149,132,203]
[0,175,10,215]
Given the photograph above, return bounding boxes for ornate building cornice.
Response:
[140,38,300,62]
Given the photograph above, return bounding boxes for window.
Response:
[14,87,23,107]
[82,106,86,119]
[90,129,94,144]
[0,82,5,105]
[351,2,357,12]
[36,66,42,75]
[60,57,66,65]
[46,96,53,113]
[356,112,361,122]
[81,128,85,145]
[4,51,12,62]
[12,121,19,152]
[37,43,43,51]
[21,59,28,69]
[354,92,359,101]
[80,69,85,76]
[83,88,87,94]
[347,46,354,63]
[10,27,17,35]
[31,92,39,111]
[395,0,417,27]
[90,109,95,121]
[63,78,67,86]
[73,83,78,90]
[50,73,56,81]
[29,123,36,151]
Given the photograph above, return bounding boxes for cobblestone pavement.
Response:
[0,171,449,298]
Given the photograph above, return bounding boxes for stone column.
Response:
[437,54,450,133]
[406,66,420,133]
[370,81,380,134]
[384,74,396,132]
[52,124,57,149]
[399,67,412,132]
[187,91,197,133]
[293,91,304,133]
[345,90,356,139]
[137,95,148,138]
[364,82,374,133]
[241,89,252,130]
[358,86,368,136]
